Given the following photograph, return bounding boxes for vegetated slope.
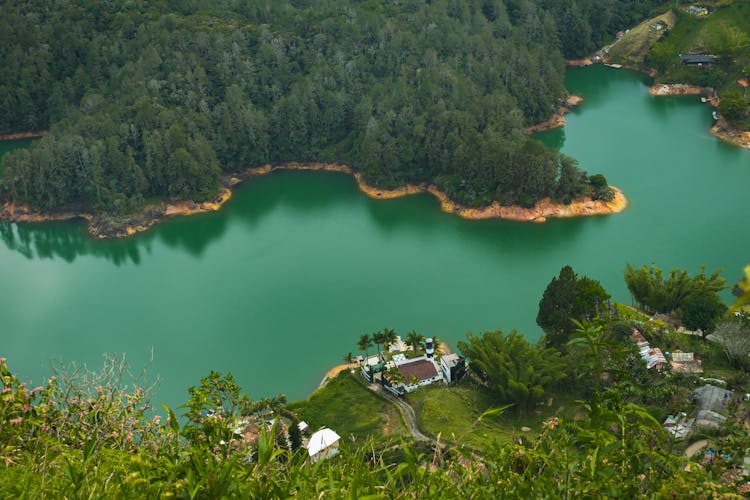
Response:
[646,2,750,128]
[0,0,655,215]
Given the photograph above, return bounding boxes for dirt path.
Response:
[684,439,710,459]
[366,383,431,442]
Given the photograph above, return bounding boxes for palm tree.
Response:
[405,330,424,352]
[373,330,386,358]
[357,334,373,362]
[343,352,353,369]
[382,327,397,352]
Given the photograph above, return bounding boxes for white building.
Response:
[307,427,341,463]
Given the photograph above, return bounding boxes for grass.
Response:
[646,2,750,127]
[608,10,677,64]
[406,377,581,451]
[287,371,406,443]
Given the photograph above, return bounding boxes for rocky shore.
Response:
[524,95,584,135]
[0,162,628,239]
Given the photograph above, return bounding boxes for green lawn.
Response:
[406,378,581,451]
[288,371,406,443]
[608,11,677,64]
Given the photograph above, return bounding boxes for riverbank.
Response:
[524,95,584,134]
[0,162,628,238]
[243,163,627,223]
[648,83,750,149]
[0,130,48,141]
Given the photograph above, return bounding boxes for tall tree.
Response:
[457,329,565,413]
[537,265,610,347]
[357,334,373,362]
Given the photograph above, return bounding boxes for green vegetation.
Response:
[288,372,405,442]
[646,2,750,128]
[624,262,726,336]
[536,264,611,346]
[608,11,677,64]
[457,329,565,412]
[3,262,750,495]
[0,0,664,215]
[407,378,579,449]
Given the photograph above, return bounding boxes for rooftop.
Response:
[398,359,439,383]
[307,428,341,456]
[680,54,718,64]
[441,353,462,367]
[692,385,733,414]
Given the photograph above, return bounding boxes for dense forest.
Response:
[0,0,659,215]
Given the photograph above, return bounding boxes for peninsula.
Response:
[0,162,627,239]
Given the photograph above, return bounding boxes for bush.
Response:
[719,91,748,121]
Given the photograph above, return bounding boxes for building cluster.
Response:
[360,336,466,396]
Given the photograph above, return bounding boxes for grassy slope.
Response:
[608,11,677,64]
[288,371,406,443]
[649,3,750,127]
[406,378,581,450]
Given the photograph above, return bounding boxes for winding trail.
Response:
[366,382,431,442]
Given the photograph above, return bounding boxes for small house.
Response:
[307,427,341,463]
[679,54,718,66]
[669,351,703,374]
[692,385,733,414]
[440,353,466,384]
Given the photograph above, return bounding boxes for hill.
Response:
[0,0,660,216]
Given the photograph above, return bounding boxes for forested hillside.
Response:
[0,0,657,214]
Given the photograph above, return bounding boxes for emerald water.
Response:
[1,66,748,408]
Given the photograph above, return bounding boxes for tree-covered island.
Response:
[0,0,655,235]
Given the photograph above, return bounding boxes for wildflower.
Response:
[2,387,11,394]
[0,358,6,366]
[9,417,22,425]
[152,415,161,424]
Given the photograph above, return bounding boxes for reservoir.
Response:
[1,66,748,408]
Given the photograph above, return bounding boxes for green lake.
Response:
[1,66,749,408]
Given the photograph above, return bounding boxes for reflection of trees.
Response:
[0,221,146,265]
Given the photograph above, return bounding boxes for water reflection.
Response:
[0,221,146,265]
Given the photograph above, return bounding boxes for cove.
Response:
[1,66,748,410]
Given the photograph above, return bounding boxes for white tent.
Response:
[307,427,341,462]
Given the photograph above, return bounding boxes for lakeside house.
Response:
[307,427,341,463]
[360,339,467,395]
[679,54,718,66]
[440,353,467,384]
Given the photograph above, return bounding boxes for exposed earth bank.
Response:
[0,162,628,239]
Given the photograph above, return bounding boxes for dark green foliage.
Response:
[0,0,626,214]
[624,263,726,335]
[1,352,747,497]
[718,90,748,122]
[457,329,565,411]
[680,289,727,336]
[536,265,611,346]
[288,420,302,451]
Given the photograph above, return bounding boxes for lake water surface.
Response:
[1,66,748,408]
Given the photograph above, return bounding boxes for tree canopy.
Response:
[536,265,611,346]
[624,263,726,335]
[0,0,652,214]
[457,329,565,411]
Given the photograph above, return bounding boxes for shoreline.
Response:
[524,95,584,135]
[0,130,48,141]
[570,52,750,149]
[0,162,628,239]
